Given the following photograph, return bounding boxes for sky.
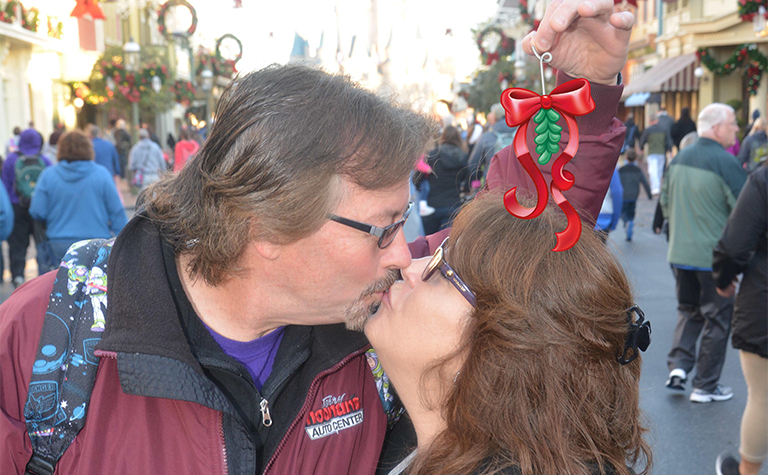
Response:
[189,0,499,81]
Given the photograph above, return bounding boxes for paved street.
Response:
[608,197,767,475]
[0,191,764,475]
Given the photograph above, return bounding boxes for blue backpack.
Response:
[24,239,114,475]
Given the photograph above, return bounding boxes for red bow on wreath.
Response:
[500,78,595,252]
[70,0,105,20]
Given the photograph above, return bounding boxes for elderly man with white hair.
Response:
[661,103,747,403]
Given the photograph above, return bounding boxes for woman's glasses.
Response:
[421,237,476,307]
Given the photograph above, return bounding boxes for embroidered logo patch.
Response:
[304,395,363,440]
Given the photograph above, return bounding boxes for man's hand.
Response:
[716,281,737,298]
[521,0,634,85]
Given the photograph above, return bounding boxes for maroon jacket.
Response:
[409,71,625,258]
[0,217,389,475]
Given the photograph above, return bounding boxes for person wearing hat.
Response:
[29,130,127,267]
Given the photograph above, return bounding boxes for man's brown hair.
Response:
[144,64,437,286]
[411,194,652,475]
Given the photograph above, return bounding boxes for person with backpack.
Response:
[1,128,53,288]
[467,103,517,192]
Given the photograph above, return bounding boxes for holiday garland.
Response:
[0,1,37,32]
[519,0,534,27]
[697,44,767,95]
[197,50,237,78]
[157,0,197,37]
[738,0,768,22]
[476,27,515,66]
[99,59,169,103]
[170,79,197,106]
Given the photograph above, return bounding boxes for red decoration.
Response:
[70,0,105,20]
[500,79,596,251]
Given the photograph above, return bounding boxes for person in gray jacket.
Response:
[128,128,166,190]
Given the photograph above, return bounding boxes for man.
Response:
[661,103,747,403]
[467,103,516,190]
[656,107,674,134]
[1,128,53,287]
[0,1,633,473]
[89,125,122,193]
[640,114,674,195]
[113,119,132,179]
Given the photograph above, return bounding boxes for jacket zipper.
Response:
[219,413,230,475]
[262,345,372,474]
[260,399,273,427]
[198,356,274,428]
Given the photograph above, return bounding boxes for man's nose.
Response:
[380,227,412,271]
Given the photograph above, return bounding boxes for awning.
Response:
[624,92,650,107]
[622,53,699,98]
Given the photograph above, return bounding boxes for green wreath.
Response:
[157,0,197,37]
[215,33,243,64]
[476,27,515,66]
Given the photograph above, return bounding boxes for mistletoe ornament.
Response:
[500,47,595,252]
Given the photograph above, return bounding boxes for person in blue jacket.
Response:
[29,130,127,267]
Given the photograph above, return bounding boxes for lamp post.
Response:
[200,68,214,126]
[122,38,141,142]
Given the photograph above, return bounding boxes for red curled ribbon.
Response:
[499,78,595,251]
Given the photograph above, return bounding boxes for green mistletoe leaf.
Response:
[532,108,562,165]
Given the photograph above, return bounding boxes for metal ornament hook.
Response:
[531,44,553,95]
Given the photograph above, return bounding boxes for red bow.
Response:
[499,79,595,252]
[71,0,105,20]
[500,78,594,127]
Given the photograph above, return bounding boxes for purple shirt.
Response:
[206,325,285,391]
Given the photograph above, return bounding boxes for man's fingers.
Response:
[522,31,536,55]
[533,0,563,51]
[609,11,635,30]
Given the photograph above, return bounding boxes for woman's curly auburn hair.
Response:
[410,193,653,475]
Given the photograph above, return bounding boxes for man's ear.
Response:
[254,240,281,261]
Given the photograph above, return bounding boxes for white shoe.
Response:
[419,201,435,217]
[690,384,733,403]
[665,368,687,391]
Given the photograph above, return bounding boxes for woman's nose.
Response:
[401,257,430,286]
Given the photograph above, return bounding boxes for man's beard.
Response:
[344,269,400,331]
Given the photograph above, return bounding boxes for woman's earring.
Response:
[453,371,460,383]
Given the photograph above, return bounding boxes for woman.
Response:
[737,118,768,172]
[29,130,127,266]
[422,126,469,235]
[173,127,200,172]
[366,194,653,475]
